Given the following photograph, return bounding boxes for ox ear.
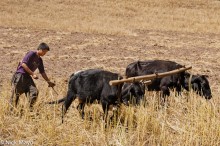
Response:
[129,84,135,93]
[191,76,201,84]
[202,75,209,78]
[184,72,191,81]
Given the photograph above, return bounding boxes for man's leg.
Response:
[10,73,24,109]
[28,84,38,109]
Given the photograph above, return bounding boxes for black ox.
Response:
[126,60,212,100]
[48,69,145,122]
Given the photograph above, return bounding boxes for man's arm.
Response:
[21,63,38,79]
[41,72,50,82]
[41,72,55,87]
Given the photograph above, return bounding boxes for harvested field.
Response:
[0,0,220,145]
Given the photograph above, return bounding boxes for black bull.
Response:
[47,69,145,122]
[125,60,212,99]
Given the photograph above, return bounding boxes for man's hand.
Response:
[47,81,56,87]
[32,74,39,79]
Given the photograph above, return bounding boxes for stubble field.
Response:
[0,0,220,145]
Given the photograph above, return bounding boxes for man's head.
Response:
[37,42,50,56]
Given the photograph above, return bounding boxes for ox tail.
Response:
[46,97,66,104]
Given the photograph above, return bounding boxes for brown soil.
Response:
[1,26,220,93]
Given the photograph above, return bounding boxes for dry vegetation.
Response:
[0,0,220,145]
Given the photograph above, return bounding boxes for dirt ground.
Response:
[0,26,220,97]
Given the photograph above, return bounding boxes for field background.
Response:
[0,0,220,145]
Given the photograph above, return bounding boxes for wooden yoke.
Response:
[109,65,192,86]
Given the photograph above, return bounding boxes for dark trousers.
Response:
[10,73,38,108]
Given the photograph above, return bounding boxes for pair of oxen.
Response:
[48,60,212,122]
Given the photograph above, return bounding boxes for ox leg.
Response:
[62,91,76,123]
[77,102,85,119]
[176,85,183,96]
[160,86,170,105]
[101,100,109,121]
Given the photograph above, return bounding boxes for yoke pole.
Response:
[109,65,192,86]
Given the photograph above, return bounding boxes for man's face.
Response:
[38,50,48,56]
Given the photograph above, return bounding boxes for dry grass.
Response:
[1,0,220,145]
[0,0,220,35]
[1,82,220,145]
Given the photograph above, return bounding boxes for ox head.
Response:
[121,82,145,106]
[185,73,212,99]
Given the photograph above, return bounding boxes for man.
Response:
[10,42,55,110]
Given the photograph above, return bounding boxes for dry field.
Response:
[0,0,220,145]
